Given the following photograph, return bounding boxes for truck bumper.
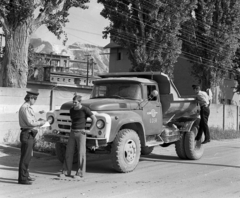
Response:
[43,133,108,147]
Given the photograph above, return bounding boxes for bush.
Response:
[33,135,56,155]
[210,127,240,140]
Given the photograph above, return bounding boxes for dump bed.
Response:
[99,72,198,122]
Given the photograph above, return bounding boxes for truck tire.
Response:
[55,142,78,164]
[175,133,187,159]
[141,146,154,155]
[111,129,141,173]
[184,126,204,160]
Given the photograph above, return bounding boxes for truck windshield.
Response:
[91,82,142,100]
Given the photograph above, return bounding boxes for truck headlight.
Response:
[47,116,54,124]
[96,119,105,129]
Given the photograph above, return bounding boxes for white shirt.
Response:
[206,88,212,103]
[19,102,41,129]
[196,91,209,107]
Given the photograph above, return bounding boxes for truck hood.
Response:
[60,98,140,111]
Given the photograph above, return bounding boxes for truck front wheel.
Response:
[184,126,204,160]
[111,129,141,173]
[55,142,78,164]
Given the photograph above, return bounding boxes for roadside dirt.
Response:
[0,139,240,198]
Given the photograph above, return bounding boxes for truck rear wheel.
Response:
[175,133,187,159]
[55,142,78,164]
[111,129,141,173]
[141,146,154,155]
[184,126,204,160]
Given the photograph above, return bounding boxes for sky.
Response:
[32,1,110,47]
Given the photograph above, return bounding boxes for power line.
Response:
[63,25,236,76]
[110,0,240,52]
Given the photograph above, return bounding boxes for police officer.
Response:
[18,91,46,185]
[192,85,211,144]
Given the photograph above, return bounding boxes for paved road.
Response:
[0,139,240,198]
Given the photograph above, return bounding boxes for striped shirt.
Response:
[196,91,209,107]
[19,102,41,129]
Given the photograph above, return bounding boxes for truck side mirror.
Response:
[148,90,158,100]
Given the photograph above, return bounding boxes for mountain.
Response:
[30,38,109,74]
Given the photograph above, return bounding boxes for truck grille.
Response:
[58,124,71,130]
[57,112,92,131]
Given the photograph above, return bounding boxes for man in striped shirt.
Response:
[192,85,211,144]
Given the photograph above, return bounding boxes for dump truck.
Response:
[43,72,204,173]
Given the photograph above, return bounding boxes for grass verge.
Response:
[210,127,240,140]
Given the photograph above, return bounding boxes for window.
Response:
[117,52,122,60]
[147,85,157,101]
[91,82,142,100]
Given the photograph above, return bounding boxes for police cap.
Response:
[26,91,39,96]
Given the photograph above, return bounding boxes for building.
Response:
[29,52,99,87]
[104,42,239,106]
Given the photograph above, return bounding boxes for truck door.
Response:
[142,85,162,135]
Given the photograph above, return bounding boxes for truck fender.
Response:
[112,112,145,145]
[116,112,144,130]
[180,118,200,132]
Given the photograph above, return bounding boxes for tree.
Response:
[181,0,240,90]
[232,46,240,94]
[98,0,197,78]
[0,0,89,87]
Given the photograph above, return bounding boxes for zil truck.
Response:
[43,72,204,173]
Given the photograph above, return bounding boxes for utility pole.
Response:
[85,54,95,86]
[85,55,90,86]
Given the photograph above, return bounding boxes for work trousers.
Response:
[18,130,34,182]
[63,130,86,177]
[197,106,210,141]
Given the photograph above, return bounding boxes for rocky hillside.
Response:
[30,38,109,74]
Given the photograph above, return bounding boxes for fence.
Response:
[0,87,91,142]
[0,87,239,143]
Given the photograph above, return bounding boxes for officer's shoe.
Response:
[27,177,35,181]
[18,180,32,185]
[58,173,66,178]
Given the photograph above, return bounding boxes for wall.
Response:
[109,48,132,73]
[0,87,239,143]
[0,87,92,142]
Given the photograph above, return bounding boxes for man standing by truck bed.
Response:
[192,85,211,144]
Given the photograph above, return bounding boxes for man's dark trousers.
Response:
[196,106,210,141]
[18,130,34,182]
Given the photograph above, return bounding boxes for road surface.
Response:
[0,139,240,198]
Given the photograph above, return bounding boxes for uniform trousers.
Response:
[63,129,86,177]
[18,130,34,182]
[196,106,210,141]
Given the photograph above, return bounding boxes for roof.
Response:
[99,72,169,80]
[94,77,156,84]
[98,72,180,96]
[103,42,122,49]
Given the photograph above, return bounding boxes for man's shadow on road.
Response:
[0,177,19,185]
[0,145,117,181]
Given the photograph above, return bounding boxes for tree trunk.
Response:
[0,23,31,87]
